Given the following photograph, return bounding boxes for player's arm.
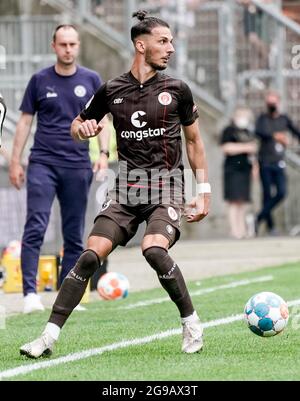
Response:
[71,115,105,142]
[183,120,211,223]
[93,115,111,175]
[9,112,33,190]
[71,83,109,142]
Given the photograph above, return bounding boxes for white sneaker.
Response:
[20,332,55,359]
[182,318,204,353]
[74,304,86,311]
[23,293,45,314]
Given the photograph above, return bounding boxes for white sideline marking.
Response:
[2,296,299,381]
[119,276,274,310]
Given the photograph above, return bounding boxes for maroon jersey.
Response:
[80,71,198,204]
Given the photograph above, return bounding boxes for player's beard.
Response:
[145,49,168,71]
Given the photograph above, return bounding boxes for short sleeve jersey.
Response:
[220,125,253,171]
[80,72,198,175]
[20,65,101,168]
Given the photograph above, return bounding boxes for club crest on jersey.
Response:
[74,85,87,98]
[158,92,172,106]
[168,207,178,221]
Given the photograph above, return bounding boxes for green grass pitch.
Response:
[1,261,300,381]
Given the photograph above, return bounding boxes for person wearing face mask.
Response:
[220,107,257,239]
[255,90,300,235]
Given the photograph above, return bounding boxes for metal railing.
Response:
[58,0,300,119]
[0,15,58,115]
[234,0,300,126]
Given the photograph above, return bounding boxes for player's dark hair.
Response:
[52,24,79,42]
[131,10,170,42]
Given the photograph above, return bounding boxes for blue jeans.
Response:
[21,162,93,295]
[257,163,287,230]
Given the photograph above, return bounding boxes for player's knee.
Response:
[143,246,168,271]
[87,236,112,259]
[71,249,101,278]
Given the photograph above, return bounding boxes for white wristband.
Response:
[197,183,211,194]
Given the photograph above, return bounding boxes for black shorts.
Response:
[89,201,182,249]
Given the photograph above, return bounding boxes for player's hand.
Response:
[78,119,103,140]
[184,193,210,223]
[9,161,25,190]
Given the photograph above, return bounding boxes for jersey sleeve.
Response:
[80,83,109,122]
[19,74,37,115]
[178,81,199,126]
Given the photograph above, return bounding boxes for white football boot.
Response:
[23,293,45,314]
[20,332,56,359]
[182,317,204,354]
[74,304,86,311]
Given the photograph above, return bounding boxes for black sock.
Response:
[143,247,194,318]
[48,249,100,328]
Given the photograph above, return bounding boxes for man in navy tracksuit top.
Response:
[9,25,110,313]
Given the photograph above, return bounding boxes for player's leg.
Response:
[142,206,203,353]
[21,163,57,313]
[57,167,93,285]
[19,208,132,359]
[20,235,112,359]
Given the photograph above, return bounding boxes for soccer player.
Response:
[20,10,211,358]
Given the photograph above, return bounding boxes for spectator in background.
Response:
[239,0,275,77]
[9,25,110,313]
[220,106,257,239]
[92,0,104,17]
[255,90,300,235]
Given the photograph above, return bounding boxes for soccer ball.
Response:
[97,272,129,300]
[4,240,21,258]
[244,292,289,337]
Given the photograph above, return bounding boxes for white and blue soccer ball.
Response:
[97,272,130,301]
[244,292,289,337]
